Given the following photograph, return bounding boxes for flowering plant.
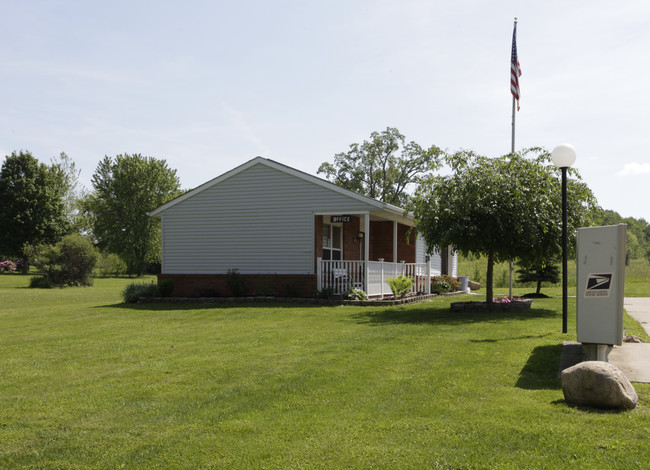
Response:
[0,260,16,272]
[342,287,367,300]
[493,296,523,303]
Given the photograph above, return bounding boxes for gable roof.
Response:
[149,157,411,222]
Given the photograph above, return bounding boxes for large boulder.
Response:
[561,361,638,410]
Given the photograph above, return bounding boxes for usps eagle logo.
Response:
[585,273,613,297]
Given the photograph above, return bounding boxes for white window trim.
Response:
[323,218,343,260]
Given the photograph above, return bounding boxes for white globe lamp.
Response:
[551,143,577,168]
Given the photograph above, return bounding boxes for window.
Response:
[322,223,342,260]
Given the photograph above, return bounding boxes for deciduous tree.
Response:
[318,127,443,207]
[83,154,181,275]
[413,148,599,303]
[0,150,69,271]
[50,152,88,233]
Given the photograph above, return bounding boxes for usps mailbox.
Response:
[576,224,627,347]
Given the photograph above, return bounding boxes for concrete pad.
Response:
[609,343,650,383]
[557,298,650,384]
[559,341,650,383]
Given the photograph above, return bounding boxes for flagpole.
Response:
[511,96,516,154]
[509,94,515,299]
[508,18,518,299]
[510,17,519,154]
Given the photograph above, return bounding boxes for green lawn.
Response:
[459,256,650,297]
[1,275,649,469]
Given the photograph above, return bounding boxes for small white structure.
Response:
[149,157,456,297]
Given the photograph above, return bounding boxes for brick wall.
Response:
[158,273,318,298]
[369,221,415,262]
[343,216,362,261]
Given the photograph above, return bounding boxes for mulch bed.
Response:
[141,291,465,306]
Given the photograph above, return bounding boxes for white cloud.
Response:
[617,163,650,176]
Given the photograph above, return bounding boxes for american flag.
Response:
[511,22,522,110]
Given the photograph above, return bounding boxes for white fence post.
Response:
[364,258,369,295]
[379,258,384,299]
[426,259,431,294]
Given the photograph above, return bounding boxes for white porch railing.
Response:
[317,258,431,298]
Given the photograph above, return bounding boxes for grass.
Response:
[1,274,649,469]
[458,256,650,297]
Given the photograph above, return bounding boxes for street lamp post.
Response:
[552,143,577,334]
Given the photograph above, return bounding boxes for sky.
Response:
[2,0,650,221]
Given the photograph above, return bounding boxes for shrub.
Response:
[432,275,460,292]
[196,287,221,297]
[0,260,16,272]
[36,234,98,287]
[386,275,412,298]
[157,279,174,297]
[122,282,159,303]
[282,281,303,298]
[97,253,127,277]
[226,268,246,297]
[29,276,52,288]
[431,280,451,295]
[15,258,27,272]
[315,287,335,299]
[342,288,367,300]
[254,287,277,297]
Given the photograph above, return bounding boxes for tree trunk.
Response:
[20,256,29,274]
[536,280,542,295]
[486,251,494,304]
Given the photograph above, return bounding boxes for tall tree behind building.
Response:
[82,153,182,275]
[318,127,442,207]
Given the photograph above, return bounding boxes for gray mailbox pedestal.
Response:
[576,224,627,361]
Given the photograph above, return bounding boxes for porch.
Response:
[317,258,432,298]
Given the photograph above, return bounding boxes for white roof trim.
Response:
[149,157,412,221]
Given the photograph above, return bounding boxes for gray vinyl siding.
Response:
[160,163,376,274]
[415,234,427,263]
[415,235,443,275]
[451,252,458,277]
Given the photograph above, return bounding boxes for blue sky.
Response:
[2,0,649,221]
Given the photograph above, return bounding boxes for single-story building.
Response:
[149,157,456,297]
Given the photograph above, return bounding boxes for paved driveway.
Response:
[607,298,650,383]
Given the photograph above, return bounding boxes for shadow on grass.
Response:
[516,344,563,390]
[470,333,553,343]
[353,305,557,327]
[95,301,336,311]
[550,399,631,414]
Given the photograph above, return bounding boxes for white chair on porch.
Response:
[332,268,349,293]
